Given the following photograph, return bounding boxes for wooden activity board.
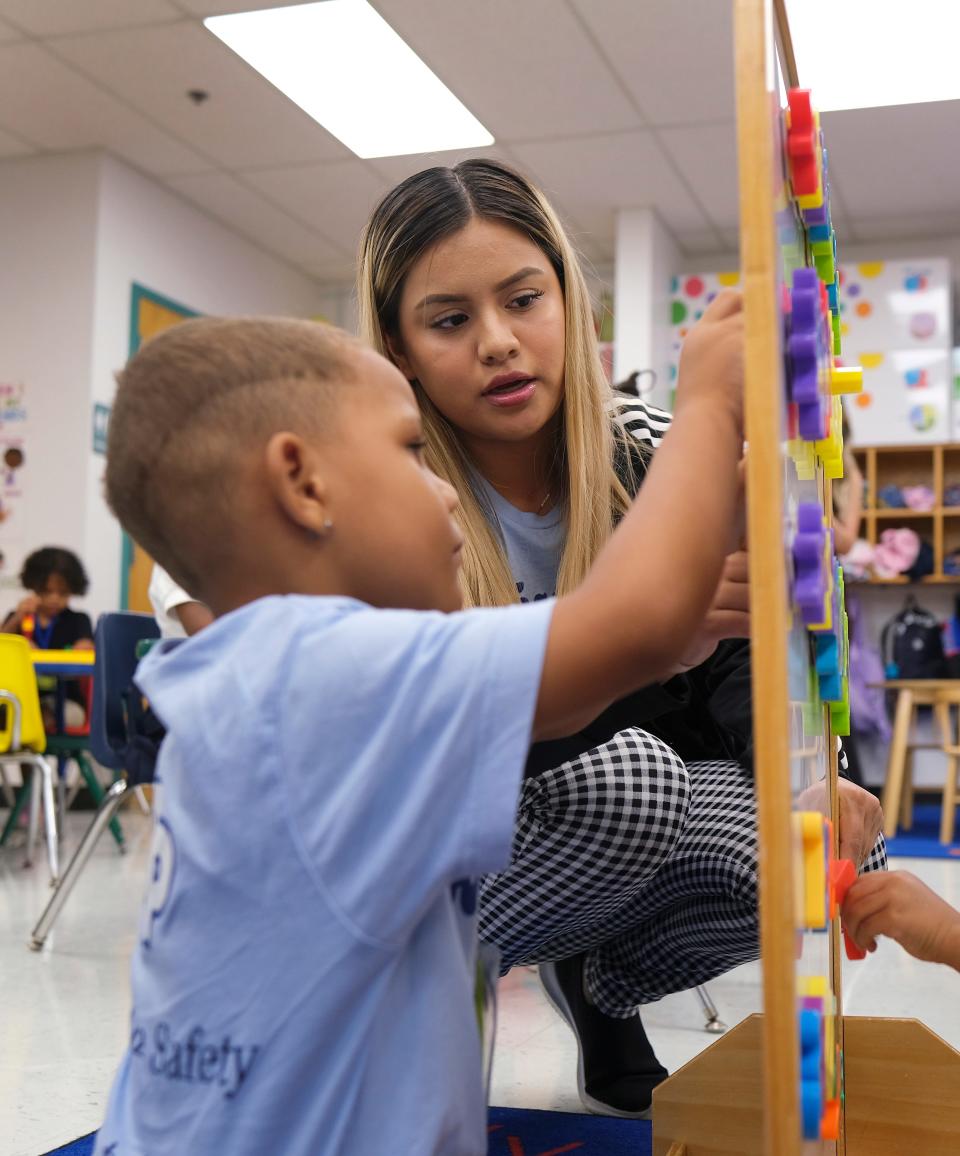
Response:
[652,3,960,1153]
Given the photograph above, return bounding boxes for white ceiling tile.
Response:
[823,102,960,219]
[0,14,24,40]
[720,229,739,252]
[174,0,310,13]
[676,230,731,258]
[374,0,642,142]
[0,124,35,157]
[241,160,387,249]
[659,122,739,230]
[368,145,521,188]
[0,0,180,36]
[52,20,351,169]
[510,130,711,246]
[849,213,960,244]
[568,0,735,126]
[166,171,349,266]
[0,41,214,173]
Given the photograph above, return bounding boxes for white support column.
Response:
[613,208,679,410]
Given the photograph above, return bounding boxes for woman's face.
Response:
[392,217,566,448]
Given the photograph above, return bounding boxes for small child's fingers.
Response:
[852,909,898,955]
[840,883,890,948]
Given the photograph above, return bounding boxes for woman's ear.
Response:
[385,332,415,382]
[263,432,332,538]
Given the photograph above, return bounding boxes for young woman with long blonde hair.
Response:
[358,159,886,1117]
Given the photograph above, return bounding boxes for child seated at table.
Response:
[95,302,744,1155]
[2,546,93,729]
[843,869,960,972]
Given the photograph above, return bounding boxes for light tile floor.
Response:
[3,811,960,1155]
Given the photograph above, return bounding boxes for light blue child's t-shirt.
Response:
[93,593,553,1156]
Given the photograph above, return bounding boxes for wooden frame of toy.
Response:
[651,2,960,1153]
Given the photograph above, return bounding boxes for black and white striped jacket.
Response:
[524,397,755,779]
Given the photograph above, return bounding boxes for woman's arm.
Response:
[833,455,864,556]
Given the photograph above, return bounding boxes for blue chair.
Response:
[30,612,161,950]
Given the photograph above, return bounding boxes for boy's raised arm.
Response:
[534,291,744,740]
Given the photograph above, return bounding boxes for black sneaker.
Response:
[539,952,667,1118]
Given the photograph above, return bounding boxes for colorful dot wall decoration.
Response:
[667,259,949,441]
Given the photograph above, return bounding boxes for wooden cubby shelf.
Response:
[852,443,960,585]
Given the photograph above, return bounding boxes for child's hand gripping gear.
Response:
[15,593,39,622]
[675,289,745,427]
[840,870,960,969]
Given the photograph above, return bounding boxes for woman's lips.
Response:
[482,379,537,407]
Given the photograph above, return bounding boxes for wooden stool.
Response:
[874,680,960,839]
[934,685,960,844]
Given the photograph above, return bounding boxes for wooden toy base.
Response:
[652,1015,960,1156]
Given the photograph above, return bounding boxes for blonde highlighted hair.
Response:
[358,159,635,607]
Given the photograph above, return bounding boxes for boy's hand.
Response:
[670,550,750,673]
[675,289,744,426]
[842,871,960,968]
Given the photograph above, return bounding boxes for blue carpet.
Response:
[46,1110,652,1155]
[886,803,960,860]
[489,1106,651,1154]
[44,1138,95,1156]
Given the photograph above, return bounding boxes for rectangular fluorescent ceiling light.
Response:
[205,1,494,158]
[786,0,960,111]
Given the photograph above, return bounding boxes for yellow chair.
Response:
[0,634,58,882]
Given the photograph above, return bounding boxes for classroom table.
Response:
[30,648,96,679]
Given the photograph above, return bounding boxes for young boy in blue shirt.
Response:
[96,296,744,1156]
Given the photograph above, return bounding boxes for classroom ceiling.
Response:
[0,0,958,285]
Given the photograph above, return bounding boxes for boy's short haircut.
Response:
[106,316,359,599]
[21,547,89,596]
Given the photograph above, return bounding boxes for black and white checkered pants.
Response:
[479,729,888,1018]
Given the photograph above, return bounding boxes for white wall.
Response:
[0,150,328,620]
[85,154,326,615]
[0,153,101,617]
[613,209,678,409]
[678,233,960,331]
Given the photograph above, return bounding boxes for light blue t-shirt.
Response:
[93,593,553,1156]
[478,477,564,603]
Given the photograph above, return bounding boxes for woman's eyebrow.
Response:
[494,266,544,292]
[414,266,545,311]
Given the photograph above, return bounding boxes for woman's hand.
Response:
[669,550,750,673]
[796,778,884,869]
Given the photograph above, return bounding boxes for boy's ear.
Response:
[384,332,415,382]
[263,432,331,538]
